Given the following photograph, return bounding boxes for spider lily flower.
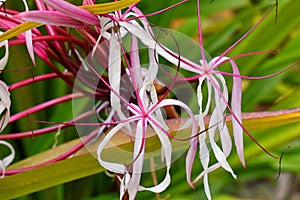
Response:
[117,1,280,199]
[96,33,198,199]
[84,6,166,129]
[110,11,241,198]
[73,4,242,198]
[166,2,279,199]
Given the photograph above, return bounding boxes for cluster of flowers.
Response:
[0,0,295,199]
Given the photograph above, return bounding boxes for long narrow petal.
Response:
[0,32,9,71]
[208,75,236,178]
[17,11,85,28]
[108,32,128,121]
[127,120,145,200]
[22,0,35,65]
[119,21,201,73]
[149,98,198,188]
[42,0,99,26]
[129,35,143,89]
[0,141,15,178]
[230,60,244,167]
[149,86,168,130]
[0,81,10,132]
[185,137,197,189]
[139,119,171,193]
[197,77,211,198]
[97,123,129,173]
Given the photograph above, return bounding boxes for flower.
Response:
[0,31,14,177]
[112,1,282,199]
[95,25,199,199]
[147,2,281,199]
[0,0,296,199]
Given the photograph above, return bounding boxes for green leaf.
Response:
[0,22,42,42]
[81,0,140,14]
[1,108,300,199]
[0,152,103,199]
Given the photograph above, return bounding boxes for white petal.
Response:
[97,123,128,173]
[0,32,9,72]
[197,76,212,117]
[119,22,200,73]
[0,81,10,132]
[108,33,128,123]
[119,172,131,200]
[129,35,143,88]
[22,0,35,65]
[0,140,15,178]
[208,75,236,178]
[127,120,145,200]
[203,174,211,200]
[139,119,172,193]
[149,85,168,130]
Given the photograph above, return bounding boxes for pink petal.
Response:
[16,11,85,28]
[129,35,143,89]
[230,60,245,167]
[185,138,197,189]
[42,0,99,26]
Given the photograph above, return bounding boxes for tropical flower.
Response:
[0,1,297,199]
[110,1,289,199]
[149,2,287,199]
[95,27,198,199]
[0,31,14,177]
[9,1,198,198]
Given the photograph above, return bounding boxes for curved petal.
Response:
[127,120,145,200]
[208,75,236,178]
[139,118,171,193]
[0,81,10,132]
[0,140,15,178]
[0,32,9,72]
[196,76,211,198]
[97,123,129,173]
[148,98,198,188]
[129,35,143,89]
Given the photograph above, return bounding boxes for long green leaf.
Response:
[0,22,42,42]
[81,0,140,14]
[0,108,299,199]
